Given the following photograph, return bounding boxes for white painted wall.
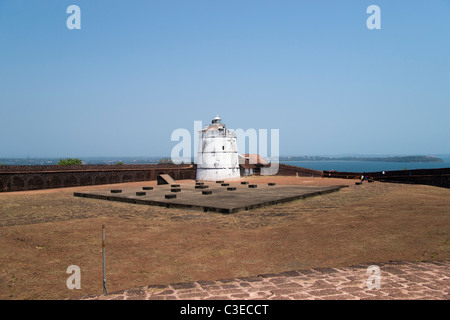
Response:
[196,118,240,181]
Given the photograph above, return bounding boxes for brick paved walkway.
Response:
[80,261,450,300]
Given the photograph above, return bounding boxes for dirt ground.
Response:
[0,176,449,300]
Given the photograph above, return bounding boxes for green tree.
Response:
[57,158,83,165]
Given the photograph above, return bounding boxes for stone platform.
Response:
[80,260,450,300]
[74,182,348,214]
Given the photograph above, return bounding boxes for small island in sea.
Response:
[280,155,444,163]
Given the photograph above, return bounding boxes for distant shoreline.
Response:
[280,156,443,163]
[0,155,446,166]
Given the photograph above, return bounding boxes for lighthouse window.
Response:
[222,146,225,150]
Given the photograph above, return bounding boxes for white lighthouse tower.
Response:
[196,115,240,181]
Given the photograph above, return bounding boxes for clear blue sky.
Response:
[1,0,449,157]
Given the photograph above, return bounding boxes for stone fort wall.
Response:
[323,167,450,189]
[0,164,196,192]
[0,163,326,192]
[275,163,323,177]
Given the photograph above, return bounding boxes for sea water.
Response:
[281,157,450,173]
[2,157,450,173]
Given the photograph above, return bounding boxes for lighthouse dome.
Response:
[212,115,222,125]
